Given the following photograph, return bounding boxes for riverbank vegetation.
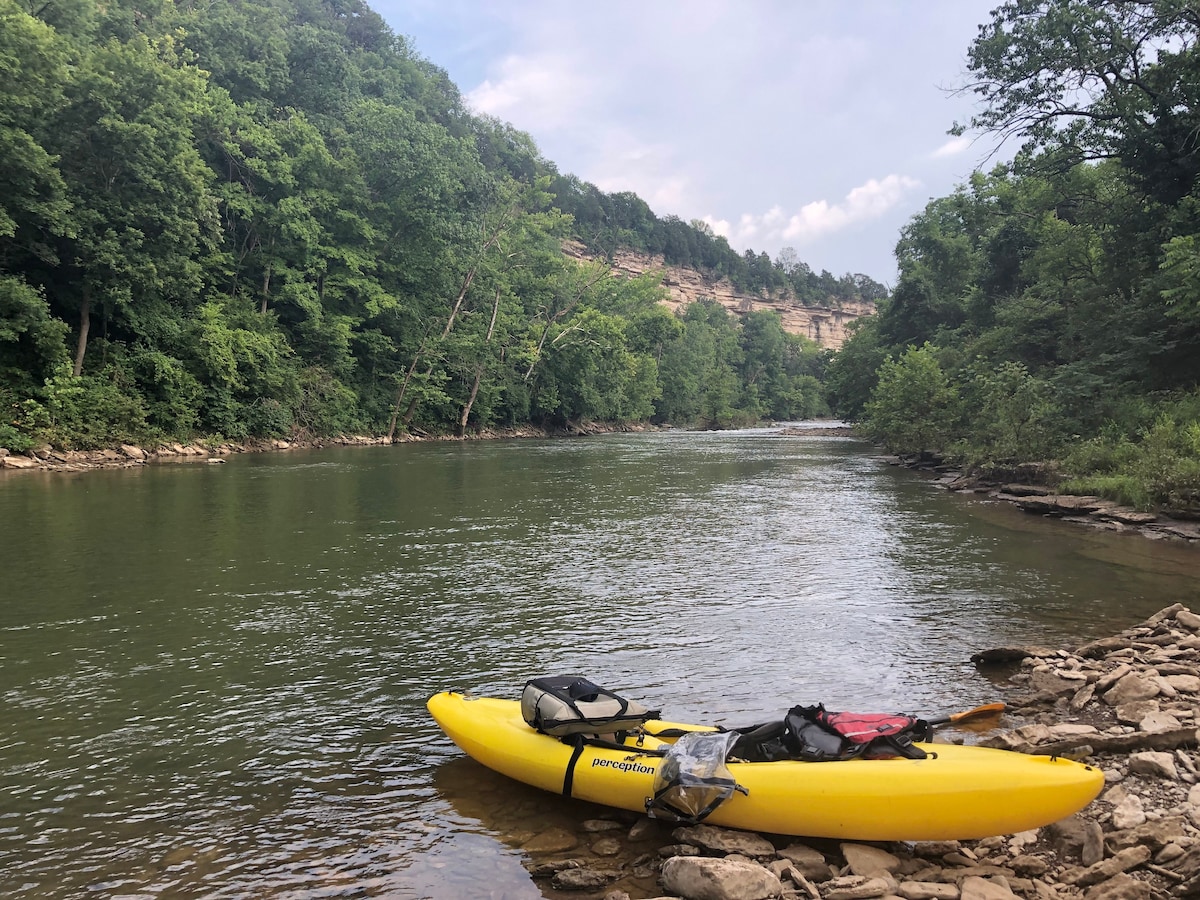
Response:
[826,0,1200,514]
[0,0,863,454]
[11,0,1197,519]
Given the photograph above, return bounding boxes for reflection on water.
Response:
[2,427,1199,897]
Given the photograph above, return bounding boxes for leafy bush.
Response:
[1058,474,1150,509]
[1135,415,1200,511]
[295,367,365,435]
[126,349,203,437]
[862,344,960,455]
[1062,433,1140,476]
[0,423,34,453]
[42,374,151,449]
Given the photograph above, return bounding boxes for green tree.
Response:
[959,360,1062,469]
[41,33,217,377]
[863,344,960,456]
[960,0,1200,203]
[823,317,887,420]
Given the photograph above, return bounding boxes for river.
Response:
[2,426,1199,898]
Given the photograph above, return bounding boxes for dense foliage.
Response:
[0,0,837,452]
[826,0,1200,511]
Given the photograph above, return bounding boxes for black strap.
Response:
[561,738,587,797]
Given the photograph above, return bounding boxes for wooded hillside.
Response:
[1,0,848,452]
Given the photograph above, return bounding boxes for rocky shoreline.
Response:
[516,604,1200,900]
[877,454,1200,545]
[0,422,658,474]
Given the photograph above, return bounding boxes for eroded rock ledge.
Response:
[882,456,1200,544]
[520,604,1200,900]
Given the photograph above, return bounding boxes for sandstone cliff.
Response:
[564,241,876,350]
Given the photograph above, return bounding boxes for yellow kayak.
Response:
[427,691,1104,841]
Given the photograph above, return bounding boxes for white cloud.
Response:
[933,136,972,158]
[466,53,593,131]
[380,0,1010,280]
[706,175,921,251]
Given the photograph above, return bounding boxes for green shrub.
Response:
[1059,474,1150,509]
[0,423,34,453]
[42,374,150,449]
[1062,434,1140,476]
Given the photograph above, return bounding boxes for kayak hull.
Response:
[427,691,1104,841]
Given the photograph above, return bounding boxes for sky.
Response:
[371,1,1009,286]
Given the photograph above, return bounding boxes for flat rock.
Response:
[672,824,776,858]
[521,826,578,853]
[1102,673,1161,705]
[660,855,782,900]
[840,842,901,876]
[960,875,1019,899]
[552,866,618,890]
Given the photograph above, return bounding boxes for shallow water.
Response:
[3,427,1198,898]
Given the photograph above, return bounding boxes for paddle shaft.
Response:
[927,702,1006,728]
[647,702,1006,740]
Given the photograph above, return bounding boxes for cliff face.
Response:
[564,242,875,350]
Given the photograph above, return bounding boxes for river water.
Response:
[3,427,1199,898]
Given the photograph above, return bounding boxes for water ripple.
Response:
[2,430,1199,897]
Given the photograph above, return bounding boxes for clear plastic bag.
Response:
[645,731,747,824]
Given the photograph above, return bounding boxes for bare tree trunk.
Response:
[459,374,482,438]
[522,266,607,381]
[259,235,274,315]
[459,289,502,437]
[385,355,421,442]
[390,207,517,434]
[259,263,271,315]
[72,285,91,377]
[389,264,480,436]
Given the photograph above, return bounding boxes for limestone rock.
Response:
[1177,609,1200,631]
[959,875,1019,899]
[673,824,777,858]
[1138,710,1182,733]
[1105,815,1189,852]
[1081,873,1153,899]
[1110,792,1146,830]
[591,836,622,856]
[821,874,892,900]
[896,882,959,900]
[840,842,901,876]
[1166,673,1200,693]
[1103,673,1161,706]
[1128,750,1179,779]
[776,842,833,881]
[659,855,783,900]
[1069,845,1152,887]
[552,866,619,890]
[521,826,579,853]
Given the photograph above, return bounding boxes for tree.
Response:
[960,0,1200,203]
[823,317,887,420]
[960,360,1063,468]
[863,344,960,456]
[40,33,218,377]
[0,0,71,252]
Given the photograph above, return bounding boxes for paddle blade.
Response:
[949,702,1006,723]
[928,702,1006,728]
